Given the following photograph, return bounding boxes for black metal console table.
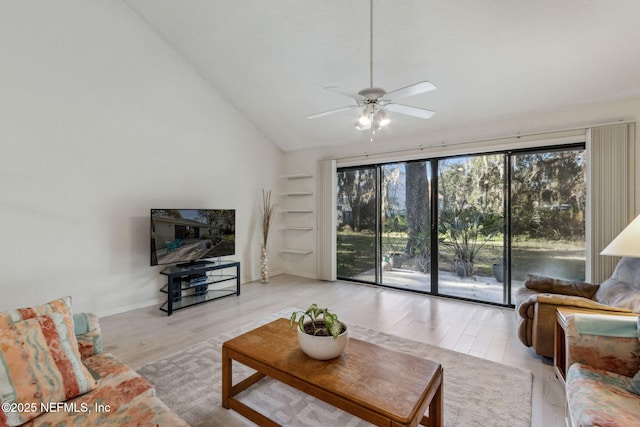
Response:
[159,260,240,315]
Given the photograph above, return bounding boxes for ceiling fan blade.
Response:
[306,104,359,119]
[385,81,437,100]
[325,86,368,102]
[386,103,435,119]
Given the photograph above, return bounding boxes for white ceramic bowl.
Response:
[296,323,349,360]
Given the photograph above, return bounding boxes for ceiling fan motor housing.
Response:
[357,87,387,102]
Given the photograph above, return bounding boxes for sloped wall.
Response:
[0,0,283,315]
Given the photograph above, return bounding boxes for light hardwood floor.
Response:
[100,274,565,426]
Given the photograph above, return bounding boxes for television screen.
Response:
[150,209,235,266]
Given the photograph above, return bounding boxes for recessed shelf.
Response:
[280,209,313,213]
[281,174,313,180]
[280,249,313,254]
[280,192,312,197]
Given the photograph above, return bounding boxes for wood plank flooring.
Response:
[100,274,566,426]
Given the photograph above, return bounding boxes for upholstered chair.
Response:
[515,257,640,358]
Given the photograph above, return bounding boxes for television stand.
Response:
[176,260,214,269]
[159,260,240,315]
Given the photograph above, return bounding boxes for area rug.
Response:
[137,308,532,426]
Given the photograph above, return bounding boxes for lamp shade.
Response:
[600,214,640,257]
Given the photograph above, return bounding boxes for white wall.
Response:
[2,2,637,312]
[283,97,640,279]
[0,0,284,315]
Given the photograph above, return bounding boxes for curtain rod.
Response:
[328,119,633,162]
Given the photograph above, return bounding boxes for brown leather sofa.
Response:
[515,256,640,358]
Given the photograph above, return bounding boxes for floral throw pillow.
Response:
[0,313,99,426]
[626,316,640,395]
[0,297,75,340]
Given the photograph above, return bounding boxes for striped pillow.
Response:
[0,313,99,427]
[0,297,75,341]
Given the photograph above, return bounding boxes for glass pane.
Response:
[380,161,432,292]
[336,167,378,281]
[437,155,505,304]
[511,149,586,298]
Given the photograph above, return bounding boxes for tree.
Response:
[337,169,376,232]
[511,150,585,240]
[405,161,430,256]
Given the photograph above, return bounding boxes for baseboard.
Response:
[96,269,319,318]
[281,269,318,280]
[96,298,162,318]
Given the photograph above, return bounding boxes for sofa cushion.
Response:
[29,352,188,427]
[524,274,599,298]
[594,257,640,311]
[0,313,99,427]
[596,279,640,312]
[567,363,640,427]
[28,390,189,427]
[73,313,103,359]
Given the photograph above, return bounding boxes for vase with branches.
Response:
[259,189,276,283]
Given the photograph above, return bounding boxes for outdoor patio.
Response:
[354,267,524,305]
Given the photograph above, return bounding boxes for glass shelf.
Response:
[159,260,240,315]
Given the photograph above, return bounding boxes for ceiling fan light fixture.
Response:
[355,104,374,129]
[373,109,390,129]
[355,121,367,131]
[357,113,371,127]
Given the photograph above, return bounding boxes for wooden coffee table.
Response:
[222,318,443,427]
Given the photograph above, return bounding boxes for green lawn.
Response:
[338,231,585,281]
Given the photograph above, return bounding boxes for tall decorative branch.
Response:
[260,189,276,248]
[259,189,276,283]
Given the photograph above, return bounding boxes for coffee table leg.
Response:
[221,346,232,408]
[429,380,443,427]
[420,372,443,427]
[221,346,281,426]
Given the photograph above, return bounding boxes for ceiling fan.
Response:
[306,0,436,134]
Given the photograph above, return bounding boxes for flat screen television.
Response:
[150,209,235,267]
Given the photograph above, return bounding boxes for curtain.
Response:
[317,159,337,280]
[588,123,636,283]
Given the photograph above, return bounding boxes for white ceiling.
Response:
[124,0,640,151]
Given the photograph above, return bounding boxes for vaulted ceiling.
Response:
[125,0,640,151]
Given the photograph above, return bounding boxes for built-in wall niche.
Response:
[279,174,313,254]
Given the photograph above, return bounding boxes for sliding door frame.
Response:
[337,142,586,307]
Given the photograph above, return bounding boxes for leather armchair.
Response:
[515,257,640,358]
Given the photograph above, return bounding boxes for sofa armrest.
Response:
[566,313,640,377]
[73,312,103,359]
[534,293,633,312]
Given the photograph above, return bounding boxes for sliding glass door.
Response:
[510,148,586,301]
[336,144,586,307]
[380,161,432,292]
[437,154,505,304]
[336,167,378,282]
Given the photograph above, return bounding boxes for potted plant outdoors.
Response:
[492,259,504,283]
[384,231,405,269]
[290,304,348,360]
